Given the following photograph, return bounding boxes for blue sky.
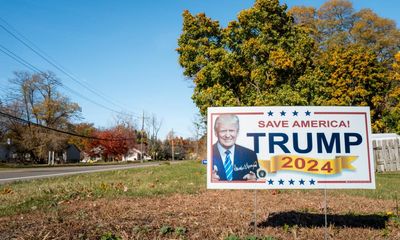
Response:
[0,0,398,139]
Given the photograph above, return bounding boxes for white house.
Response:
[81,146,103,162]
[122,148,142,161]
[122,147,152,161]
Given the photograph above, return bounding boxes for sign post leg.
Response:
[253,189,257,236]
[324,188,328,240]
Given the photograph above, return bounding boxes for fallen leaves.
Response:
[0,190,399,239]
[1,187,13,195]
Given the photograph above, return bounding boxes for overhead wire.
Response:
[0,44,135,117]
[0,17,141,118]
[0,110,136,141]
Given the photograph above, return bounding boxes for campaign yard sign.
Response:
[207,106,375,189]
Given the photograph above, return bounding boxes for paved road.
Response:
[0,161,178,184]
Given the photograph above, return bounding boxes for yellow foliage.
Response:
[269,49,293,69]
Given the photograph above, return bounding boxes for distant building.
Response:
[122,147,152,161]
[0,144,10,162]
[122,148,142,161]
[61,144,81,163]
[82,146,104,162]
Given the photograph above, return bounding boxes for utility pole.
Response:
[140,110,145,163]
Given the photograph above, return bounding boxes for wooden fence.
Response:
[373,137,400,172]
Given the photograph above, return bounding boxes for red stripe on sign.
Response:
[314,112,366,115]
[213,180,266,183]
[215,112,264,115]
[318,180,371,184]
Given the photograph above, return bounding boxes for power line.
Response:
[0,44,135,117]
[0,110,136,142]
[0,17,140,117]
[0,44,42,73]
[0,19,123,109]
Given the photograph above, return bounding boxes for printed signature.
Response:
[233,161,258,171]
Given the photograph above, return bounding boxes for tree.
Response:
[317,0,354,47]
[289,0,400,63]
[310,45,390,132]
[178,0,400,133]
[161,131,190,160]
[91,124,136,161]
[351,9,400,63]
[145,113,162,160]
[68,122,96,153]
[384,52,400,133]
[191,114,206,160]
[1,71,81,162]
[287,6,318,37]
[177,0,315,116]
[288,0,400,133]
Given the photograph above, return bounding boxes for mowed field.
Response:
[0,161,399,240]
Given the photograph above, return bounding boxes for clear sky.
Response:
[0,0,399,139]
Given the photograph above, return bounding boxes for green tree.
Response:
[177,0,315,116]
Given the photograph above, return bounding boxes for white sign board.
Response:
[207,106,375,189]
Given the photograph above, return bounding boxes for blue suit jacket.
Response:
[212,143,259,181]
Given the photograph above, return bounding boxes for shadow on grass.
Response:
[257,211,388,229]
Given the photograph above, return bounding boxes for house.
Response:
[122,148,142,161]
[122,147,152,161]
[61,144,81,163]
[81,146,103,162]
[0,144,20,162]
[0,144,10,162]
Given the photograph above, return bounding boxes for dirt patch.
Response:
[0,190,399,239]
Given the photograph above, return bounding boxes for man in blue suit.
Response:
[212,114,259,181]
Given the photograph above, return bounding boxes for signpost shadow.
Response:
[257,211,388,229]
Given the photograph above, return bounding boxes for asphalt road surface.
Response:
[0,161,178,184]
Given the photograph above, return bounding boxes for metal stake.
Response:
[254,189,257,236]
[324,188,328,240]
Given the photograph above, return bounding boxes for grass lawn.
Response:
[337,171,400,200]
[0,161,399,217]
[0,161,206,217]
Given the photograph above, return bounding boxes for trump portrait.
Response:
[212,114,259,181]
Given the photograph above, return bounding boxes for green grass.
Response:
[0,160,206,217]
[336,171,400,200]
[0,161,399,218]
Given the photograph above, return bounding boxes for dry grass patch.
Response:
[0,190,399,239]
[0,161,399,239]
